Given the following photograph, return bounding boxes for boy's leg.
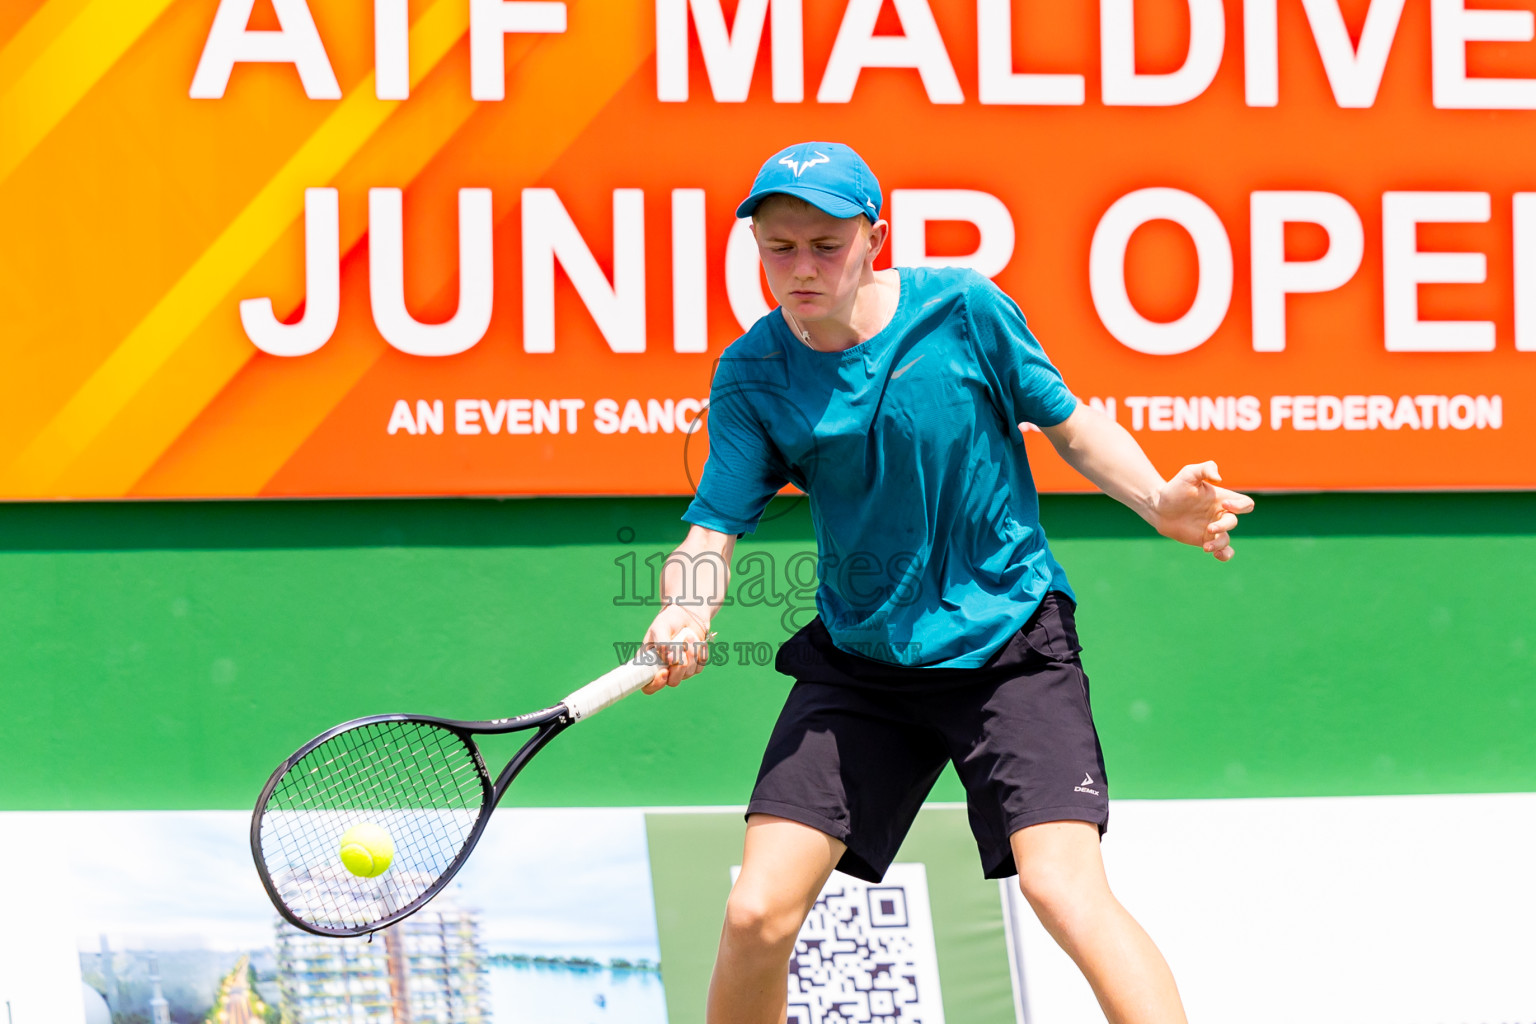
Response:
[707,813,846,1024]
[1010,821,1187,1024]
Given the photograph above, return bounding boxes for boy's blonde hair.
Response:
[750,193,823,222]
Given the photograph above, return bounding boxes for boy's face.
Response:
[751,197,886,323]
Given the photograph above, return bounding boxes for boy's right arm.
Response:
[641,523,737,694]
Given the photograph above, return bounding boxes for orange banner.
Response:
[2,0,1534,499]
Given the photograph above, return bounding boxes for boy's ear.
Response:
[866,218,890,261]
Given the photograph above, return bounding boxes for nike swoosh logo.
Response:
[890,354,925,379]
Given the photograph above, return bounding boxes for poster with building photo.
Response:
[0,809,665,1024]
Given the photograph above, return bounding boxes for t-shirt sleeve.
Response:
[681,360,790,536]
[964,272,1078,430]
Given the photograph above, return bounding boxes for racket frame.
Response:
[250,702,574,938]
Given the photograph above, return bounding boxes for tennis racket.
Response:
[250,650,673,937]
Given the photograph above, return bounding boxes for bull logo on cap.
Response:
[778,150,830,178]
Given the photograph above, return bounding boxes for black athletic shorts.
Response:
[747,590,1108,882]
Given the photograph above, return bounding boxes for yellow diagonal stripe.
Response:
[1,0,469,494]
[0,0,175,187]
[123,2,651,498]
[0,0,95,95]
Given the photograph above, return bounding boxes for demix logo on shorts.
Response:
[1074,772,1101,796]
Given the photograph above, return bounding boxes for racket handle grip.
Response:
[562,658,658,721]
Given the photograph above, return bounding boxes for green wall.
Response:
[1,493,1532,810]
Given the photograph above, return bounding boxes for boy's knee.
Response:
[722,886,806,953]
[1016,852,1110,928]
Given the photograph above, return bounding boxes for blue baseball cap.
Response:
[736,142,882,223]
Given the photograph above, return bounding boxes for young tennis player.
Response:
[641,141,1253,1024]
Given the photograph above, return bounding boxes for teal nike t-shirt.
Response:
[683,266,1078,669]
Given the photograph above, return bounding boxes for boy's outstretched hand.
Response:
[1150,461,1255,561]
[1040,405,1255,561]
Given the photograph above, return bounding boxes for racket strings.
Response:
[257,720,488,932]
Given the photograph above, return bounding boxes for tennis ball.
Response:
[338,823,394,878]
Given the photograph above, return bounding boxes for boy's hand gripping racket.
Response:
[250,653,663,937]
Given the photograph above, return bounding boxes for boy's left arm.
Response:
[1039,403,1255,561]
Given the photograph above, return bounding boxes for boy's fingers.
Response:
[668,659,699,688]
[659,627,703,688]
[1219,489,1256,513]
[1174,462,1205,488]
[640,612,707,695]
[1208,512,1239,534]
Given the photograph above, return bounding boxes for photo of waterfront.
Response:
[0,808,668,1023]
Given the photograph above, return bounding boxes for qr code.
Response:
[733,863,946,1024]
